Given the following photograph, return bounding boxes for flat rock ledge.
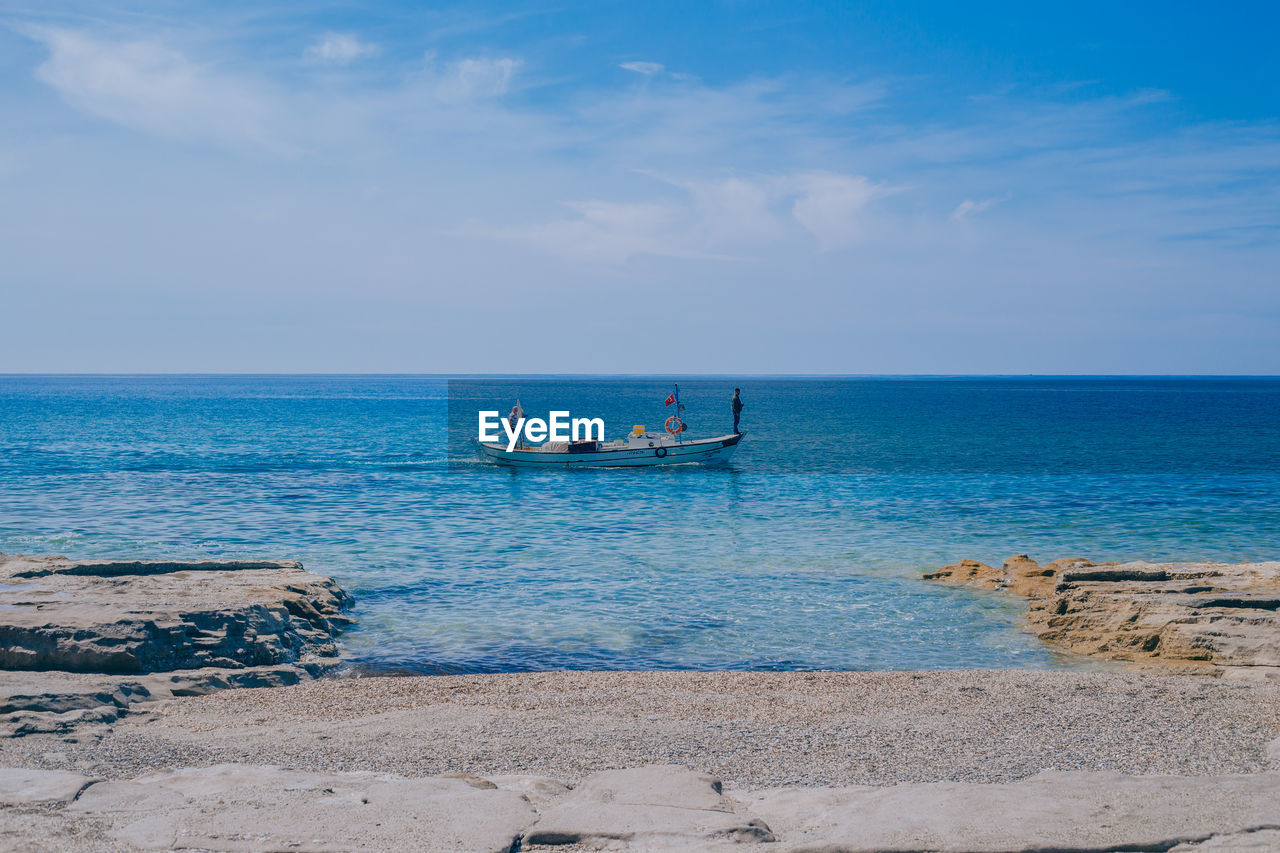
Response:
[925,555,1280,677]
[0,763,1276,852]
[0,553,352,737]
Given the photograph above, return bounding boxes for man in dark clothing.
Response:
[731,388,744,434]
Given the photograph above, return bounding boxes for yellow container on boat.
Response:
[632,425,645,435]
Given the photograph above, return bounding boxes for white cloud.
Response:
[951,195,1010,221]
[620,61,664,75]
[686,176,785,246]
[26,28,524,150]
[429,56,521,102]
[571,76,886,170]
[30,28,279,150]
[304,33,379,65]
[491,171,889,262]
[495,200,681,263]
[789,173,890,250]
[649,173,789,248]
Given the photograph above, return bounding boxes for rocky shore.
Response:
[0,553,352,737]
[924,555,1280,677]
[1,552,1278,851]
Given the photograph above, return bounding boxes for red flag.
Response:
[664,393,676,406]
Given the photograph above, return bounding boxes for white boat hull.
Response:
[480,433,743,468]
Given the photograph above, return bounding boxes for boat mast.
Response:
[673,382,681,442]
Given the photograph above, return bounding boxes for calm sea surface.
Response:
[2,376,1278,673]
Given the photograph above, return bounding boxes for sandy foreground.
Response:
[2,670,1280,852]
[4,669,1278,787]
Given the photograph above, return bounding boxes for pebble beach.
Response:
[4,670,1278,787]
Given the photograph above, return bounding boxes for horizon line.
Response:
[4,373,1280,380]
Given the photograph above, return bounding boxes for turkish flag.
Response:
[664,393,676,406]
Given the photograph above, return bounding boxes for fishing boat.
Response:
[481,429,742,468]
[479,385,743,468]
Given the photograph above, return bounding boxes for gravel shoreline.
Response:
[5,669,1277,788]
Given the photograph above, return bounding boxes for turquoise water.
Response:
[2,375,1278,673]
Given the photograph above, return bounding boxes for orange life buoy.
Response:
[665,416,685,435]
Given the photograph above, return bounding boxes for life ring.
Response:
[655,446,668,458]
[665,416,685,435]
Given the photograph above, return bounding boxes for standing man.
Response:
[731,388,744,434]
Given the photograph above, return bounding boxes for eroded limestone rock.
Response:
[1004,553,1077,598]
[1029,561,1280,670]
[65,764,535,853]
[0,768,100,805]
[924,556,1280,675]
[1171,828,1280,851]
[0,553,353,736]
[3,764,1279,852]
[0,664,334,737]
[0,553,352,675]
[921,559,1006,591]
[524,765,776,847]
[746,770,1280,853]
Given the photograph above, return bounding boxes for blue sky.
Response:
[1,1,1277,373]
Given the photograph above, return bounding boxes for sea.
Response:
[2,375,1278,674]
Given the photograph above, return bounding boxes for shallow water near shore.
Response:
[2,375,1278,673]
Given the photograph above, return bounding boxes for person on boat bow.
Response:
[731,388,744,434]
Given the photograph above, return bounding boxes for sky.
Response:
[1,1,1277,373]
